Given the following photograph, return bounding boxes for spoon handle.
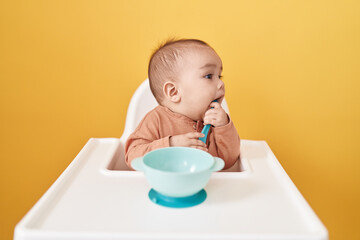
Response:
[199,124,211,143]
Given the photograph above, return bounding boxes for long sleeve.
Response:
[125,110,170,168]
[207,117,240,169]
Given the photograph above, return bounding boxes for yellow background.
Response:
[1,0,359,239]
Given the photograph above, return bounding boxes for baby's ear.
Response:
[163,81,180,103]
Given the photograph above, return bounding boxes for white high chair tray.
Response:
[15,139,327,240]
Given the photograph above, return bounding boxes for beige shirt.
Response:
[125,105,240,169]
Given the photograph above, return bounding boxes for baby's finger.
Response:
[204,111,218,119]
[203,118,211,125]
[189,138,207,147]
[204,115,217,124]
[204,119,217,126]
[186,132,205,139]
[204,108,217,115]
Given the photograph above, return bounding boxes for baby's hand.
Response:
[170,132,208,152]
[203,102,229,127]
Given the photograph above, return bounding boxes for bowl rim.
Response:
[142,147,215,175]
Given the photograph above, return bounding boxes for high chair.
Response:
[14,79,328,240]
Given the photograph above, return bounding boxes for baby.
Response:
[125,39,240,169]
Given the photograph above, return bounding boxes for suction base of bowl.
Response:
[148,189,207,208]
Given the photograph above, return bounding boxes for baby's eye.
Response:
[205,74,213,79]
[219,75,223,79]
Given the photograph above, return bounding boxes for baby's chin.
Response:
[181,111,203,122]
[188,107,212,122]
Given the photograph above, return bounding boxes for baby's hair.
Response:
[148,38,212,104]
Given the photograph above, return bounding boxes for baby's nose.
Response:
[218,80,225,90]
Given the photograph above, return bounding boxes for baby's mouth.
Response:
[206,95,224,111]
[213,95,224,104]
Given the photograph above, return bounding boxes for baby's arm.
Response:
[209,119,240,169]
[125,134,170,168]
[125,111,170,168]
[126,131,208,167]
[203,102,240,169]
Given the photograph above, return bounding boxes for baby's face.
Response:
[176,46,225,121]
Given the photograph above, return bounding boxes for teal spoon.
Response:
[199,100,218,143]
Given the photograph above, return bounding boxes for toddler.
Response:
[125,39,240,169]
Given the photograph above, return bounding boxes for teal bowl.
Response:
[131,147,224,197]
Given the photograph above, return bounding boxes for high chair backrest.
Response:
[120,79,230,142]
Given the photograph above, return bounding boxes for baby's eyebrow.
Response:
[200,63,223,70]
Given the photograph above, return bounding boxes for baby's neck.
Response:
[161,101,204,123]
[160,101,196,121]
[160,101,182,116]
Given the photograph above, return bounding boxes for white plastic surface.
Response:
[15,79,328,239]
[14,139,328,240]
